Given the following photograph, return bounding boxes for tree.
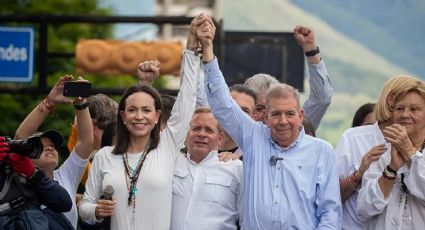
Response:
[0,0,114,138]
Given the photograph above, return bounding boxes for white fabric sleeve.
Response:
[79,149,105,223]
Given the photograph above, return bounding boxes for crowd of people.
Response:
[1,13,424,230]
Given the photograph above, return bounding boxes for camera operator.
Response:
[0,136,73,229]
[14,75,94,229]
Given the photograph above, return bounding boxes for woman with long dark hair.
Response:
[79,16,205,228]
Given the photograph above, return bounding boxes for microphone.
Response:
[269,156,283,166]
[101,185,114,230]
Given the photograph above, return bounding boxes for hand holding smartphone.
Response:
[63,81,92,98]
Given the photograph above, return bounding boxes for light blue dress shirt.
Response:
[203,58,342,230]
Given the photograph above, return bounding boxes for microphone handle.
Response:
[100,194,112,230]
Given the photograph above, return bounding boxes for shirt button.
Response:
[277,167,280,170]
[274,201,278,205]
[275,185,279,188]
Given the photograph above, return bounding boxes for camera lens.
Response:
[7,136,43,159]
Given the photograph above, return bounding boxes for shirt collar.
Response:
[187,150,218,165]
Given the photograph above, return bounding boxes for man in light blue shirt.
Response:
[196,18,341,229]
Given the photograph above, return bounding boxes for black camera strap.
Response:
[0,172,13,200]
[0,170,36,215]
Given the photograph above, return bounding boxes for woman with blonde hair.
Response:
[357,79,425,229]
[335,75,419,229]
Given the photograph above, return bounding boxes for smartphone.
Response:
[63,81,91,98]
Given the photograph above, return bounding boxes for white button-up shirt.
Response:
[357,144,425,230]
[335,122,385,229]
[171,150,243,230]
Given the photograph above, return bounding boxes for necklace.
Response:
[122,139,151,211]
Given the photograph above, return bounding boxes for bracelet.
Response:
[73,101,89,110]
[305,46,320,57]
[386,165,397,174]
[350,170,362,184]
[38,96,55,112]
[382,167,396,180]
[187,47,202,56]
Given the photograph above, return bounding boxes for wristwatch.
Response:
[305,46,320,57]
[73,101,89,110]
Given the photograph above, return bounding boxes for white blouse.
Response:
[79,50,200,230]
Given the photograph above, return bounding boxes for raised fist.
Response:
[293,25,317,51]
[137,60,160,84]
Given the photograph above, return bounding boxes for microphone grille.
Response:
[103,185,114,199]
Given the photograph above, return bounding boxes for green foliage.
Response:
[291,0,425,79]
[0,0,115,139]
[324,58,389,99]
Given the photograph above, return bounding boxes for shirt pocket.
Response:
[202,175,236,208]
[172,167,190,198]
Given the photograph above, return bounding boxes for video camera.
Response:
[4,136,43,159]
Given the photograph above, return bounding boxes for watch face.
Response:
[74,102,89,110]
[305,47,320,56]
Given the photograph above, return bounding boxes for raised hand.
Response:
[72,76,90,105]
[197,15,216,49]
[293,25,317,51]
[357,144,386,177]
[137,60,160,85]
[47,75,74,104]
[197,14,216,62]
[187,14,207,49]
[383,124,416,160]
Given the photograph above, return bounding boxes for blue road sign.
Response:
[0,26,34,82]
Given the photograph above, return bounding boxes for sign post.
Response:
[0,27,34,82]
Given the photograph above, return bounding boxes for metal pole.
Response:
[38,19,48,88]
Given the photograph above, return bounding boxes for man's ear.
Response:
[217,131,224,147]
[299,109,305,121]
[264,110,269,125]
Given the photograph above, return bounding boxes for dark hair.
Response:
[112,84,162,155]
[160,94,176,127]
[302,118,316,137]
[352,103,376,127]
[87,94,118,130]
[229,84,257,104]
[100,121,116,148]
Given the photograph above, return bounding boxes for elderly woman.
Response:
[357,80,425,229]
[335,76,419,229]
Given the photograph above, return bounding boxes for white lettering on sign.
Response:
[0,44,28,62]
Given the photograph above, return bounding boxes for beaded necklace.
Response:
[396,139,425,224]
[122,139,150,211]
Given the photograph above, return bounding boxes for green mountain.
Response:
[222,0,413,145]
[291,0,425,80]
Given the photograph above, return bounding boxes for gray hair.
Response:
[87,94,118,130]
[243,73,279,95]
[265,84,301,110]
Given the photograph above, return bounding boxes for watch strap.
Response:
[305,46,320,57]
